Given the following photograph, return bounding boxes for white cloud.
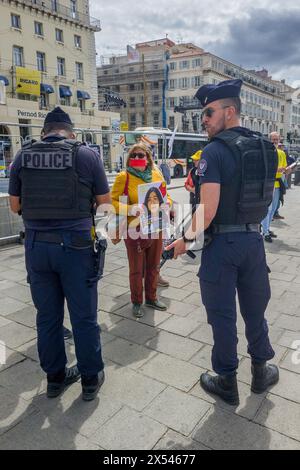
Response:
[90,1,300,84]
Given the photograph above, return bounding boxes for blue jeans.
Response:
[261,188,280,236]
[25,230,104,376]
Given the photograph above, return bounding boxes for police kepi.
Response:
[8,106,111,401]
[166,79,279,405]
[195,79,243,106]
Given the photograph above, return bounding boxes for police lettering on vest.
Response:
[22,152,73,170]
[20,139,93,220]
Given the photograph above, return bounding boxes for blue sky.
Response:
[90,0,300,87]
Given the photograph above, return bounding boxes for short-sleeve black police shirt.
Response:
[198,127,247,185]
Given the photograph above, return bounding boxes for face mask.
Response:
[129,159,147,170]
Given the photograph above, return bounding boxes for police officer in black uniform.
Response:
[9,107,111,401]
[166,80,279,405]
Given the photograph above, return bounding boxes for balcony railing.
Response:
[19,0,101,31]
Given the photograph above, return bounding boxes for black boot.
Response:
[200,372,239,406]
[251,362,279,393]
[82,370,105,401]
[47,365,80,398]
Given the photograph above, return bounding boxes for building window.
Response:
[153,112,160,127]
[57,57,66,76]
[76,62,84,81]
[36,52,46,72]
[179,60,189,69]
[129,97,136,108]
[11,14,21,29]
[130,113,136,128]
[129,66,135,72]
[60,96,71,106]
[169,79,176,90]
[179,77,189,89]
[169,62,177,71]
[55,29,64,43]
[13,46,24,67]
[140,113,146,126]
[51,0,58,12]
[192,58,202,68]
[34,21,43,36]
[167,97,176,109]
[128,84,135,91]
[79,99,86,112]
[74,35,81,48]
[193,76,203,87]
[40,93,48,109]
[70,0,77,19]
[152,81,159,89]
[152,95,160,107]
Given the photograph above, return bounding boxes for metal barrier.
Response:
[0,123,175,173]
[0,124,206,242]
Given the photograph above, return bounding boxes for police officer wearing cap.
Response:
[9,107,111,401]
[166,80,279,405]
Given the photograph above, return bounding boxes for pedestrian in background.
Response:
[184,150,202,213]
[273,141,288,218]
[261,132,287,242]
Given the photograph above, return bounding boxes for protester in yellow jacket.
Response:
[111,143,172,318]
[261,132,287,242]
[273,143,288,219]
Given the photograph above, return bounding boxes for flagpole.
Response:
[142,54,148,126]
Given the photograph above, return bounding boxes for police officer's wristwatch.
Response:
[182,233,196,244]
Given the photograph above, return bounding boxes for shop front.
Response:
[0,98,121,172]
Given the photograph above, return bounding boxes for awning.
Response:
[59,85,72,98]
[0,76,9,86]
[40,83,54,94]
[77,90,91,100]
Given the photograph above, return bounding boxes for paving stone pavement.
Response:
[0,186,300,450]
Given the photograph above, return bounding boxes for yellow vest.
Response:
[275,148,287,188]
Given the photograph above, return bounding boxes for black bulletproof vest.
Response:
[211,129,277,225]
[20,139,94,220]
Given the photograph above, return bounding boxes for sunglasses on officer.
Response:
[130,152,147,159]
[201,105,231,120]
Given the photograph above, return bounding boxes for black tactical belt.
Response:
[211,224,260,234]
[34,232,93,247]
